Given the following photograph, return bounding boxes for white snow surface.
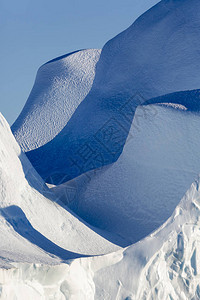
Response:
[0,113,121,265]
[1,170,200,299]
[12,49,101,151]
[3,0,200,299]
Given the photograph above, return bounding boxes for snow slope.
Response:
[12,49,101,151]
[25,0,200,184]
[1,174,200,299]
[51,103,200,243]
[0,112,122,265]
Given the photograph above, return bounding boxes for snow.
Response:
[0,113,121,266]
[12,49,101,151]
[92,177,200,299]
[1,177,200,299]
[2,0,200,299]
[51,103,200,243]
[24,0,200,184]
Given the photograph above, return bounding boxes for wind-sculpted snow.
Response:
[0,113,121,265]
[11,0,161,154]
[25,0,200,184]
[3,0,200,298]
[1,177,200,299]
[51,103,200,243]
[12,49,101,151]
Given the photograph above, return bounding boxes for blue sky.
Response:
[0,0,159,124]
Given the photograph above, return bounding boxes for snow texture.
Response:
[2,0,200,299]
[12,49,101,151]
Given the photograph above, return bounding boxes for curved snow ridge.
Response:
[25,0,200,184]
[0,113,121,261]
[12,49,101,151]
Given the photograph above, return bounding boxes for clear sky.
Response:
[0,0,159,124]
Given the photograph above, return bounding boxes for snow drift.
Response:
[22,0,200,184]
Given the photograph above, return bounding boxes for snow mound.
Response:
[51,103,200,243]
[0,112,121,266]
[12,49,101,151]
[25,0,200,184]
